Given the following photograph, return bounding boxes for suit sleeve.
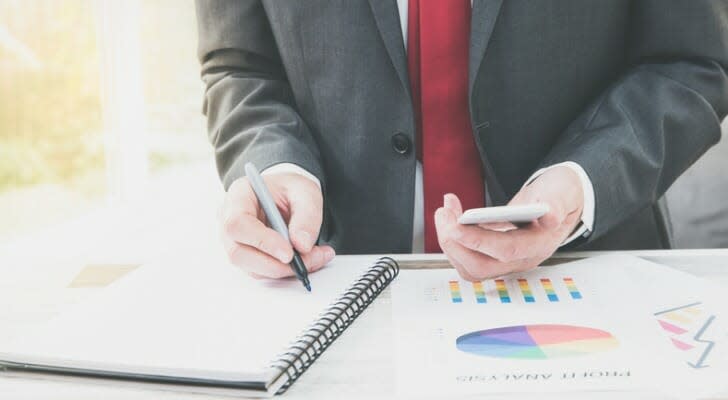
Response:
[540,0,728,241]
[195,0,325,190]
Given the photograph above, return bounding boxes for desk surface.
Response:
[1,248,727,400]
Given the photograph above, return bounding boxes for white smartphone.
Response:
[458,204,550,225]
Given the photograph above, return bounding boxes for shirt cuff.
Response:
[524,161,595,246]
[261,163,322,189]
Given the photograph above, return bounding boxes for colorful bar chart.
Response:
[444,276,581,305]
[540,278,559,302]
[563,277,582,299]
[473,282,487,303]
[517,279,535,303]
[495,279,511,303]
[449,280,462,303]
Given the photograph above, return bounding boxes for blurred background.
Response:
[1,0,220,258]
[0,0,726,259]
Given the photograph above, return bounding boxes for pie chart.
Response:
[456,324,618,359]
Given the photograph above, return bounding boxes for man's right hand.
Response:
[220,173,335,279]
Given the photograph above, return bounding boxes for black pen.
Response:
[245,162,311,291]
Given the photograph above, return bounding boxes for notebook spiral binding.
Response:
[269,257,399,394]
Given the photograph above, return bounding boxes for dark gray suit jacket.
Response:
[196,0,728,253]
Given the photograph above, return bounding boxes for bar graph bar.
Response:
[473,281,487,303]
[495,279,511,303]
[449,280,462,303]
[517,278,535,303]
[563,277,582,300]
[540,278,559,302]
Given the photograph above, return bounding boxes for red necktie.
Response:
[408,0,485,252]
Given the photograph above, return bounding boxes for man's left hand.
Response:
[434,166,585,281]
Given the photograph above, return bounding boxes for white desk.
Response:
[1,246,727,399]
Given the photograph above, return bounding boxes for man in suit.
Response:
[196,1,728,280]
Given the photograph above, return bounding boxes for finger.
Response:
[506,198,563,231]
[477,221,519,232]
[224,240,296,279]
[512,174,577,231]
[434,207,484,281]
[443,193,463,216]
[226,177,261,217]
[512,256,544,274]
[298,245,336,273]
[563,208,582,228]
[441,228,514,280]
[536,201,567,231]
[453,223,552,263]
[222,212,294,263]
[436,207,513,280]
[222,179,294,263]
[248,271,265,280]
[446,250,481,282]
[225,234,335,279]
[286,180,324,253]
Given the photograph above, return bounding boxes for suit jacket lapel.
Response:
[368,0,411,97]
[469,0,504,96]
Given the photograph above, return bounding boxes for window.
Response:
[1,0,104,238]
[0,0,214,244]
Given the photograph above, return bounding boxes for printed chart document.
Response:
[391,255,688,396]
[629,259,728,398]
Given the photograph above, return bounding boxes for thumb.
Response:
[537,203,567,231]
[512,185,565,231]
[443,193,463,217]
[286,178,324,253]
[434,206,458,238]
[516,186,568,230]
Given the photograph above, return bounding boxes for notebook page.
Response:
[0,252,381,383]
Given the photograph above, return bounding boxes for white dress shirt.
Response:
[262,1,595,252]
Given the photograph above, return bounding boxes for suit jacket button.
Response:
[391,132,411,155]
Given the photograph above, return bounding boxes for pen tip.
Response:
[304,282,312,292]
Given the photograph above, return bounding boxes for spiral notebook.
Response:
[0,255,399,397]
